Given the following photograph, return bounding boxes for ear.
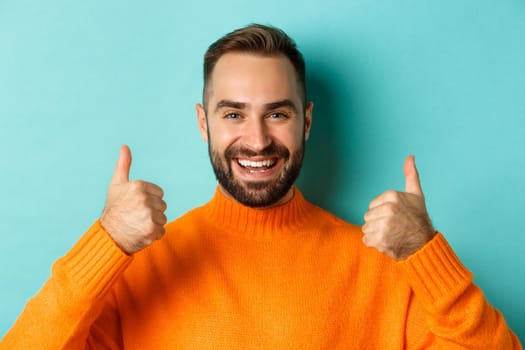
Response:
[196,103,208,143]
[304,102,314,141]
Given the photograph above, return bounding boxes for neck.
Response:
[203,186,312,236]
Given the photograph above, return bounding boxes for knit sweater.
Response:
[1,188,521,349]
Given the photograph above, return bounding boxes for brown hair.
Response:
[202,24,306,109]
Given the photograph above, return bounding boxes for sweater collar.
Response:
[202,186,313,236]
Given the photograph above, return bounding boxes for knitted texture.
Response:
[1,188,521,349]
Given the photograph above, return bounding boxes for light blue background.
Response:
[1,0,524,341]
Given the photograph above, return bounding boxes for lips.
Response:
[225,144,289,178]
[235,157,278,174]
[237,158,276,169]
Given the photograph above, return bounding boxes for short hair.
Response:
[202,24,307,109]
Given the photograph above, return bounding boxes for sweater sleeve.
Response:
[0,221,132,350]
[398,233,522,349]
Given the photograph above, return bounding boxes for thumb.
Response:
[404,155,424,196]
[111,145,132,184]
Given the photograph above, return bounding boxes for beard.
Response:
[208,139,305,208]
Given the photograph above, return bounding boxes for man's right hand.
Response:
[100,145,167,254]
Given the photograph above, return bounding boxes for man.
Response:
[1,24,521,349]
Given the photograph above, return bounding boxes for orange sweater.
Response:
[1,188,521,349]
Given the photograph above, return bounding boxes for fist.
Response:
[362,156,435,260]
[100,145,167,254]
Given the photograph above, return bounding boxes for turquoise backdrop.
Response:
[1,0,524,341]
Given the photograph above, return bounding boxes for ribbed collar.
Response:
[201,186,314,236]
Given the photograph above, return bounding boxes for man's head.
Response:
[197,24,313,208]
[202,24,307,110]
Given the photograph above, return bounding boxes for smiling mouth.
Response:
[236,158,278,173]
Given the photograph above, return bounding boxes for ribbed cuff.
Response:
[55,220,133,299]
[398,233,473,307]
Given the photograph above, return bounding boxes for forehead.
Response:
[207,53,301,107]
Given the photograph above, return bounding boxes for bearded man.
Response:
[1,24,521,349]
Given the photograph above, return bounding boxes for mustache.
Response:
[224,143,290,159]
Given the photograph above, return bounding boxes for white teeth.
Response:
[238,159,275,168]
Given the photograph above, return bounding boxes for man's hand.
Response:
[100,145,167,254]
[362,155,435,260]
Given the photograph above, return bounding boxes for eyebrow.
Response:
[214,99,298,114]
[263,99,298,113]
[214,100,246,113]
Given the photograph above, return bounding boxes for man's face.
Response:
[197,53,313,208]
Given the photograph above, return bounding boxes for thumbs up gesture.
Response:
[362,156,435,260]
[100,145,168,254]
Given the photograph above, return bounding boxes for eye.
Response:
[269,112,288,119]
[224,112,241,119]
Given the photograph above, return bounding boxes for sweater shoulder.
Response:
[165,205,207,233]
[302,199,362,234]
[119,206,213,290]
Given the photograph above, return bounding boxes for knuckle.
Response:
[138,192,151,205]
[146,219,157,231]
[130,180,144,191]
[384,202,397,215]
[385,190,399,202]
[137,194,148,205]
[147,183,163,196]
[377,220,388,233]
[384,189,396,197]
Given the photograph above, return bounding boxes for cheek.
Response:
[275,126,305,150]
[208,129,240,158]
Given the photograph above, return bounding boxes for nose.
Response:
[242,118,271,152]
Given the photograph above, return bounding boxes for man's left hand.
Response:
[362,155,435,260]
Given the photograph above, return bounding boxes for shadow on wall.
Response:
[297,59,361,223]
